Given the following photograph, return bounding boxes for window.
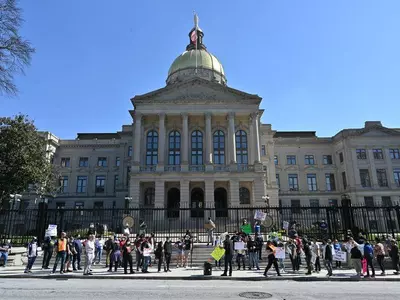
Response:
[339,152,344,163]
[59,176,68,193]
[288,174,299,191]
[144,187,155,206]
[360,169,371,187]
[276,174,280,189]
[394,170,400,187]
[114,175,119,192]
[390,149,400,160]
[342,172,347,189]
[364,196,374,207]
[191,130,203,165]
[377,169,388,187]
[213,130,225,164]
[310,199,320,214]
[261,145,266,156]
[239,187,250,204]
[79,157,89,167]
[382,196,392,207]
[97,157,107,167]
[325,173,336,191]
[168,131,181,165]
[74,202,84,216]
[76,176,87,193]
[128,146,132,157]
[291,200,301,214]
[287,155,296,165]
[61,157,70,167]
[305,155,315,165]
[95,175,106,193]
[93,201,103,217]
[373,149,384,160]
[274,155,279,165]
[329,199,338,207]
[146,130,158,165]
[236,130,248,164]
[323,155,333,165]
[307,174,318,191]
[115,157,120,167]
[356,149,367,160]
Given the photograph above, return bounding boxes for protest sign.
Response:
[283,221,289,230]
[234,241,245,251]
[45,224,57,237]
[333,250,347,262]
[211,247,225,261]
[240,224,252,234]
[254,210,267,221]
[275,247,286,259]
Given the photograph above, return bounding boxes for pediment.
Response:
[356,126,400,137]
[132,78,261,106]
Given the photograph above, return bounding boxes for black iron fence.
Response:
[1,204,400,245]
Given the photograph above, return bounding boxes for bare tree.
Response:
[0,0,35,96]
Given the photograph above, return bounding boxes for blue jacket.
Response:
[364,244,374,257]
[74,239,82,253]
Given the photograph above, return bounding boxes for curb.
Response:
[0,274,399,282]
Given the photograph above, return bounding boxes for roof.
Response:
[274,131,317,138]
[76,133,121,140]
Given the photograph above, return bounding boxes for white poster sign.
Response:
[333,250,347,262]
[283,221,289,230]
[254,210,267,221]
[275,247,286,259]
[234,241,245,251]
[45,224,57,237]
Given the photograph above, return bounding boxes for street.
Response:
[0,279,398,300]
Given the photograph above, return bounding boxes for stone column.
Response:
[180,180,190,222]
[248,114,254,165]
[252,112,261,163]
[205,179,215,220]
[205,113,213,169]
[386,148,395,188]
[228,112,237,164]
[157,113,166,172]
[229,180,240,206]
[367,149,378,188]
[132,112,142,172]
[154,180,165,207]
[181,113,189,172]
[129,178,140,207]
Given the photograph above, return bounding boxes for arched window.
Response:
[213,130,225,164]
[144,187,155,206]
[168,131,181,165]
[236,130,248,164]
[146,130,158,166]
[239,187,251,204]
[191,130,203,165]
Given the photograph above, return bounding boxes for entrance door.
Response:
[214,188,228,218]
[167,188,180,218]
[191,188,204,218]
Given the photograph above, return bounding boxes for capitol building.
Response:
[41,22,400,216]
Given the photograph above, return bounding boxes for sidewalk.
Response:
[1,264,400,281]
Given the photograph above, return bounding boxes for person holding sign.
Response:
[263,241,281,277]
[221,235,233,277]
[205,217,215,246]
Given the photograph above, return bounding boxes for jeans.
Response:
[264,255,280,276]
[289,254,296,271]
[207,230,214,245]
[26,256,36,271]
[52,251,66,273]
[365,256,375,277]
[109,251,121,271]
[351,258,362,275]
[335,260,342,268]
[142,256,150,272]
[377,255,385,273]
[392,257,399,272]
[42,249,53,268]
[305,256,312,274]
[95,247,102,264]
[157,255,164,272]
[249,252,259,269]
[165,253,171,270]
[123,254,134,273]
[278,258,285,270]
[258,247,263,260]
[314,256,321,272]
[236,254,246,269]
[223,254,232,275]
[295,254,301,271]
[73,252,81,270]
[324,260,333,276]
[136,251,143,271]
[84,253,94,274]
[0,252,9,266]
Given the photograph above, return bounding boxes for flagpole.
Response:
[194,11,198,73]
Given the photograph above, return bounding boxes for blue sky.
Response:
[1,1,399,139]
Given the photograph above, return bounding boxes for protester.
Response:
[64,237,74,272]
[41,236,54,270]
[104,236,113,269]
[312,239,321,273]
[135,234,144,271]
[263,241,281,277]
[247,236,260,270]
[374,238,386,276]
[95,235,104,265]
[303,238,312,275]
[333,239,342,269]
[0,239,11,267]
[122,238,135,274]
[141,238,153,273]
[221,234,233,276]
[236,236,246,270]
[363,240,375,278]
[108,239,121,272]
[83,234,95,275]
[324,239,333,277]
[389,240,400,275]
[350,242,363,277]
[163,237,172,272]
[206,217,215,246]
[24,237,38,273]
[183,230,192,268]
[52,232,68,274]
[73,235,82,271]
[154,241,164,272]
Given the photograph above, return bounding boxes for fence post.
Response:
[341,195,354,237]
[396,205,400,234]
[326,207,332,240]
[37,201,48,243]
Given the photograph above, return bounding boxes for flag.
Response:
[190,30,197,45]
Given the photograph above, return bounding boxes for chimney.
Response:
[364,121,382,128]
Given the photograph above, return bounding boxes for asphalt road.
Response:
[0,279,398,300]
